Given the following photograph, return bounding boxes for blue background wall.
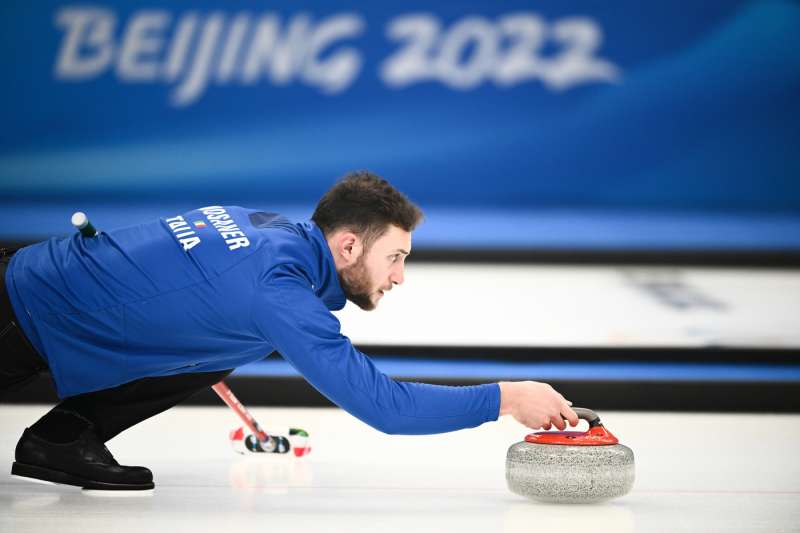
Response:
[2,1,799,247]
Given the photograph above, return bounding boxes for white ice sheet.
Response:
[2,405,798,533]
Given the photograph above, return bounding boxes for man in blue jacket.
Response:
[1,171,577,491]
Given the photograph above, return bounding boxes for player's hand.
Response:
[498,381,579,431]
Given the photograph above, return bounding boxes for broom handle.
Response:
[211,381,270,442]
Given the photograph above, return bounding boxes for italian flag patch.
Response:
[193,220,207,228]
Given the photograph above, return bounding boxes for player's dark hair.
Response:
[312,171,423,248]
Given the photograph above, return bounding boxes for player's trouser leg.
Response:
[0,248,49,397]
[49,368,235,442]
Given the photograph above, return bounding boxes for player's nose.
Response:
[391,263,405,286]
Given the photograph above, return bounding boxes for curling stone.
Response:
[506,408,634,503]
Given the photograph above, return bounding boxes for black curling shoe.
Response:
[11,427,154,490]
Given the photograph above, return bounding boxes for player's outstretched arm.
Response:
[252,267,500,435]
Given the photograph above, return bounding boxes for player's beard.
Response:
[338,253,376,311]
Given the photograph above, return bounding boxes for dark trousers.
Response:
[1,247,232,443]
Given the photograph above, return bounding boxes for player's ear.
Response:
[338,231,362,265]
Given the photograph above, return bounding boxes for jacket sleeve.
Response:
[251,268,500,435]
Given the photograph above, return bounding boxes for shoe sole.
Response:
[11,461,155,491]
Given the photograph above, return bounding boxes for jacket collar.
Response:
[302,221,346,311]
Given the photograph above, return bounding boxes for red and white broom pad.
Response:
[229,426,311,457]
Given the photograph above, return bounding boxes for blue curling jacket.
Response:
[5,206,499,434]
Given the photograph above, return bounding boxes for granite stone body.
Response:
[506,441,635,503]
